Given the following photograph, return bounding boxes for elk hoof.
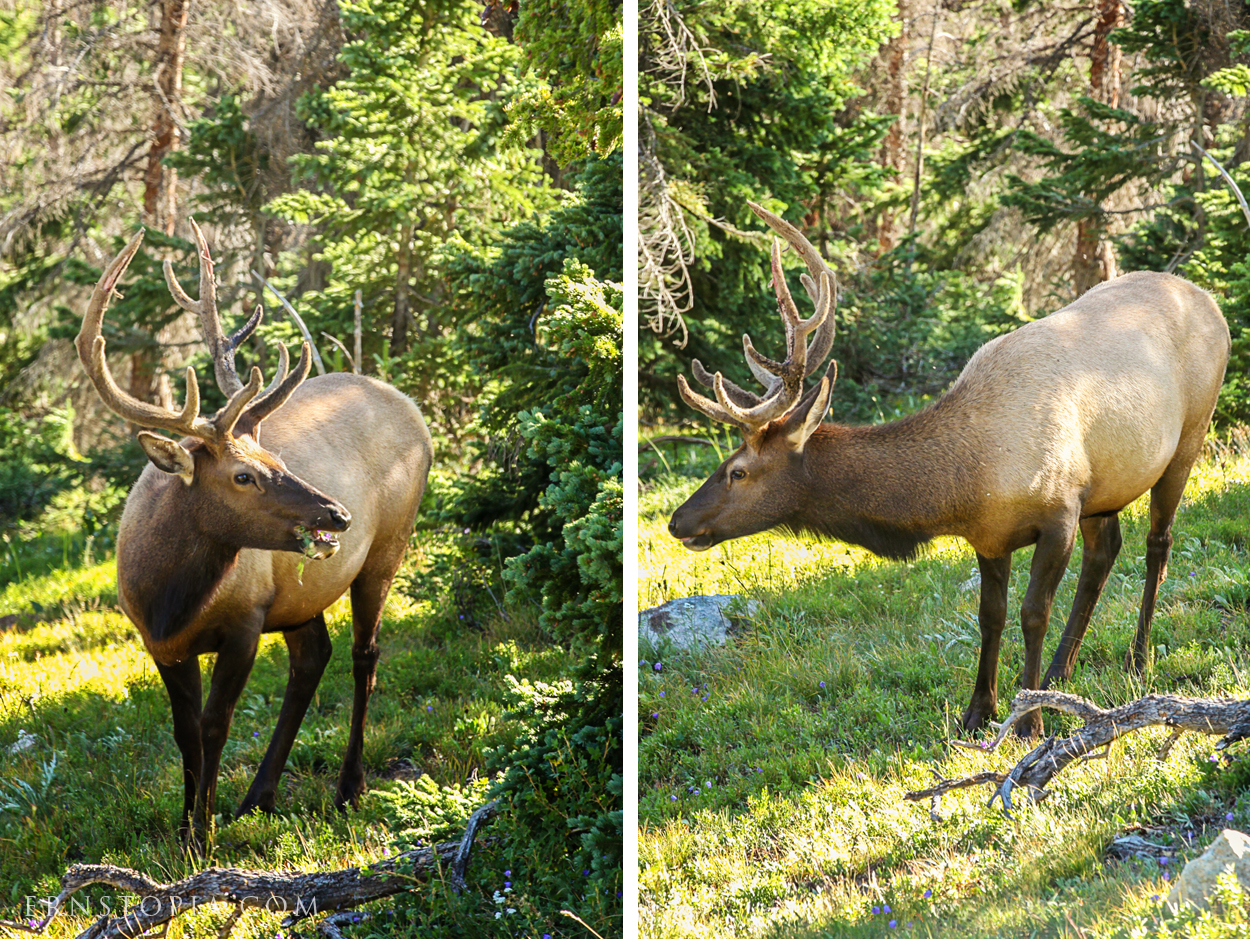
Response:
[960,700,996,733]
[1040,666,1069,690]
[1014,708,1044,739]
[235,796,277,819]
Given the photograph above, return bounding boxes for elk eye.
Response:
[730,469,746,481]
[234,472,253,486]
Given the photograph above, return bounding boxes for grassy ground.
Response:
[0,537,578,938]
[639,433,1250,938]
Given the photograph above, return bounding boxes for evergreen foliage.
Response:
[433,156,623,934]
[638,0,897,416]
[510,0,624,159]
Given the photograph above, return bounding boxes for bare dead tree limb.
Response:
[0,800,500,939]
[906,690,1250,817]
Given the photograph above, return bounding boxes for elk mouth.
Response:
[294,525,341,560]
[679,533,717,552]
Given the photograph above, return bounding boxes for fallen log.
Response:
[905,690,1250,816]
[0,801,499,939]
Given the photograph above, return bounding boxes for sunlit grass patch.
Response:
[639,447,1250,938]
[0,545,578,938]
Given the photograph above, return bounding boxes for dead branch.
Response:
[1,802,500,939]
[906,689,1250,816]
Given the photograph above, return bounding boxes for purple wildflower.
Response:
[923,889,932,899]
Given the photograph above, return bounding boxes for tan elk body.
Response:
[670,203,1230,736]
[79,226,432,842]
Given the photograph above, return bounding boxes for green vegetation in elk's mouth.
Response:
[639,444,1250,938]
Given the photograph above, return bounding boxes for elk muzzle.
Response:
[296,501,351,560]
[668,504,719,552]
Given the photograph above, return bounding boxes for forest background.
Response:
[0,0,622,936]
[639,0,1250,429]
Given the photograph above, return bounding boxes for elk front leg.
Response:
[156,658,203,839]
[237,614,333,817]
[194,629,260,844]
[1043,513,1122,687]
[961,552,1011,732]
[335,570,392,810]
[1016,524,1077,738]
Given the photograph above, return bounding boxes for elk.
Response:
[77,224,433,841]
[670,202,1230,738]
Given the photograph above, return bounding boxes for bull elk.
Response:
[77,224,433,841]
[669,201,1230,737]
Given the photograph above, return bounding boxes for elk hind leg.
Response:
[1127,464,1190,674]
[1015,521,1078,738]
[335,567,396,810]
[961,552,1011,733]
[156,658,203,839]
[1042,513,1122,688]
[237,614,333,817]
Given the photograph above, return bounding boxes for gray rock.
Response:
[1168,829,1250,911]
[639,595,761,651]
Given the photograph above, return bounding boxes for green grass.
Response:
[0,541,578,938]
[639,443,1250,938]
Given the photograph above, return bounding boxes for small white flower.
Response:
[494,912,502,920]
[506,908,516,915]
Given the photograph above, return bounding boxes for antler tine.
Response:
[677,374,748,431]
[214,367,263,438]
[225,304,265,358]
[747,201,838,378]
[77,231,217,441]
[239,341,312,431]
[692,358,764,409]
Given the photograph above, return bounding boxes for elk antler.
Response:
[77,228,302,449]
[163,217,261,398]
[679,203,838,433]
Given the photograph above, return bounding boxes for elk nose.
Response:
[327,505,351,531]
[668,517,678,537]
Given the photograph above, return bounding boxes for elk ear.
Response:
[780,361,836,452]
[137,431,195,484]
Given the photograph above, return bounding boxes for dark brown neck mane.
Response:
[783,395,980,560]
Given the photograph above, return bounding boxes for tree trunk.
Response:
[144,0,189,237]
[133,0,190,410]
[392,221,414,354]
[1073,0,1122,295]
[877,0,909,252]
